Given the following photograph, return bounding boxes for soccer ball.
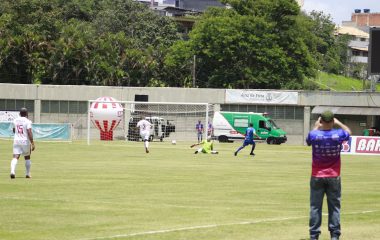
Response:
[171,140,176,145]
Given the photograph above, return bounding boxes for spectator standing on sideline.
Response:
[306,110,351,240]
[196,120,204,143]
[10,108,35,179]
[207,121,213,137]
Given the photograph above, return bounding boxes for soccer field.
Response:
[0,140,379,240]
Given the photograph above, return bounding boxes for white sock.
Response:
[11,158,18,174]
[25,160,31,176]
[144,141,149,149]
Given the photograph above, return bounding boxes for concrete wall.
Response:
[298,91,380,107]
[277,119,304,145]
[2,83,380,144]
[351,13,380,27]
[2,84,380,107]
[0,84,225,103]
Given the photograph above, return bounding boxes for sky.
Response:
[302,0,380,25]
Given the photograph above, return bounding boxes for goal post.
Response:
[87,100,214,145]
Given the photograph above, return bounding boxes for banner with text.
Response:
[225,90,298,104]
[341,136,380,155]
[0,111,19,122]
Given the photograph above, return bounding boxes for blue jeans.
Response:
[310,176,341,239]
[197,132,203,142]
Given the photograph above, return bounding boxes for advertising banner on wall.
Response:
[0,122,71,141]
[341,136,380,155]
[0,111,19,122]
[225,90,299,105]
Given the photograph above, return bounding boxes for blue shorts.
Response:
[243,139,255,146]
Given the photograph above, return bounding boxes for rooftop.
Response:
[336,26,369,38]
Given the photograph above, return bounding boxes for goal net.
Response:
[87,100,214,144]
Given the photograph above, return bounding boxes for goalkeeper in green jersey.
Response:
[190,137,218,154]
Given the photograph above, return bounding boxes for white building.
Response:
[336,26,369,64]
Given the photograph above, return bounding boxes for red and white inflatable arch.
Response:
[90,96,123,140]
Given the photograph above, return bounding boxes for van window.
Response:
[234,118,248,127]
[259,120,271,130]
[269,120,279,129]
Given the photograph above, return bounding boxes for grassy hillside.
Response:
[309,72,380,92]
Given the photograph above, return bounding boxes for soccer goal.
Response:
[87,100,214,145]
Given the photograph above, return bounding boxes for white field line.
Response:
[79,216,307,240]
[79,210,379,240]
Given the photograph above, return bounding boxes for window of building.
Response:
[69,101,79,114]
[273,106,285,119]
[0,99,34,112]
[50,101,60,113]
[220,104,304,120]
[352,50,361,56]
[41,100,87,114]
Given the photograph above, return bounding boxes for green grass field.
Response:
[0,140,379,240]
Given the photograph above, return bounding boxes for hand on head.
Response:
[314,117,322,129]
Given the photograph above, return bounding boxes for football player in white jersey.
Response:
[136,117,152,153]
[10,108,35,179]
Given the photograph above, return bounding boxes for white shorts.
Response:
[140,132,150,141]
[13,144,31,156]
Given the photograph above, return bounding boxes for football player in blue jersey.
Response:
[234,123,261,156]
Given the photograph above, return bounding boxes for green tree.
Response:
[166,0,317,89]
[91,0,180,86]
[306,11,350,75]
[0,0,58,83]
[0,0,179,86]
[45,20,130,86]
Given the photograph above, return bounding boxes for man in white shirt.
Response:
[10,108,35,179]
[136,117,152,153]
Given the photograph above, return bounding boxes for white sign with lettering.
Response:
[225,90,299,105]
[0,111,19,122]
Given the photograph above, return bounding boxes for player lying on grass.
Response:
[190,137,218,154]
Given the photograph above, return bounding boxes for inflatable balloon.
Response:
[90,96,123,140]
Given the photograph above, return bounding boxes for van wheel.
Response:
[267,138,274,145]
[149,136,154,142]
[160,137,163,142]
[218,135,228,143]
